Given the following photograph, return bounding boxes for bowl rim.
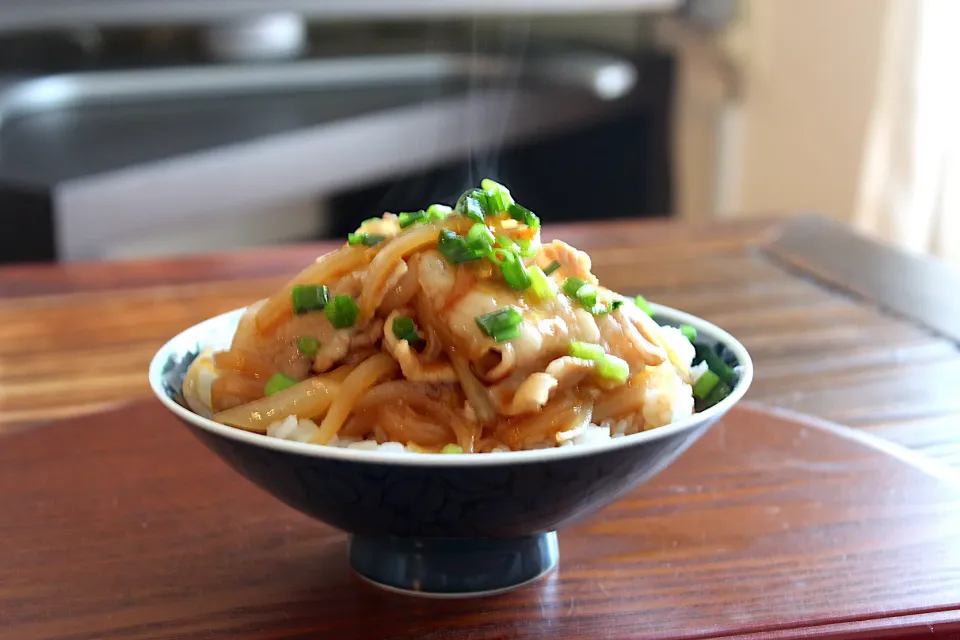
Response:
[149,303,753,467]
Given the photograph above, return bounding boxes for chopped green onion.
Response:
[595,355,630,384]
[296,336,320,356]
[398,210,426,228]
[692,370,720,400]
[495,234,517,251]
[466,223,495,253]
[527,265,556,300]
[455,189,489,223]
[292,284,330,315]
[480,178,504,192]
[437,229,482,264]
[680,324,697,342]
[441,444,463,454]
[515,237,537,257]
[347,232,387,247]
[498,252,532,291]
[508,202,539,229]
[575,283,598,308]
[634,294,655,317]
[569,341,605,361]
[265,373,298,396]
[694,343,736,384]
[360,217,381,226]
[426,204,452,221]
[590,299,624,316]
[475,307,523,339]
[392,315,422,344]
[562,277,588,298]
[481,179,514,212]
[324,295,360,329]
[543,261,562,276]
[492,325,521,343]
[705,380,732,406]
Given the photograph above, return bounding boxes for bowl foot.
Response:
[348,532,559,598]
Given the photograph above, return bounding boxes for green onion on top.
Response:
[296,336,320,356]
[398,210,426,228]
[265,373,298,396]
[527,265,556,300]
[392,315,422,345]
[568,341,630,384]
[543,261,561,276]
[437,229,483,264]
[292,284,330,315]
[680,324,697,342]
[441,444,463,454]
[569,341,606,361]
[347,232,387,247]
[498,251,532,291]
[634,294,655,317]
[466,223,495,254]
[426,204,452,221]
[481,179,514,213]
[508,202,540,229]
[475,307,523,343]
[324,295,360,329]
[692,369,720,400]
[595,355,629,384]
[456,188,490,223]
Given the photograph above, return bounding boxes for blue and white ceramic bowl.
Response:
[149,304,753,597]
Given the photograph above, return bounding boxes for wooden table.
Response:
[3,214,960,639]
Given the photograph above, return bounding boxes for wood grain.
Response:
[1,215,959,466]
[2,402,960,640]
[763,216,960,344]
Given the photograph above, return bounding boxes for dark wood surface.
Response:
[2,401,960,640]
[2,216,959,467]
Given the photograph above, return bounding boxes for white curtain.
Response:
[855,0,960,265]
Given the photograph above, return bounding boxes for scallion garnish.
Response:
[466,223,495,253]
[441,444,463,454]
[680,324,697,342]
[265,373,298,396]
[575,283,598,308]
[398,210,426,228]
[705,380,732,406]
[595,355,630,384]
[508,202,539,229]
[347,232,387,247]
[297,336,320,356]
[437,229,482,264]
[481,179,514,212]
[569,341,606,361]
[455,189,489,223]
[693,370,720,400]
[694,343,736,384]
[498,251,532,291]
[291,284,330,315]
[527,265,556,300]
[324,294,360,329]
[562,277,587,299]
[392,315,423,345]
[515,237,537,257]
[492,325,521,342]
[495,234,517,251]
[426,204,452,221]
[543,261,561,276]
[476,307,523,341]
[634,294,655,317]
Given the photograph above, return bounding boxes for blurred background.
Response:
[0,0,955,265]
